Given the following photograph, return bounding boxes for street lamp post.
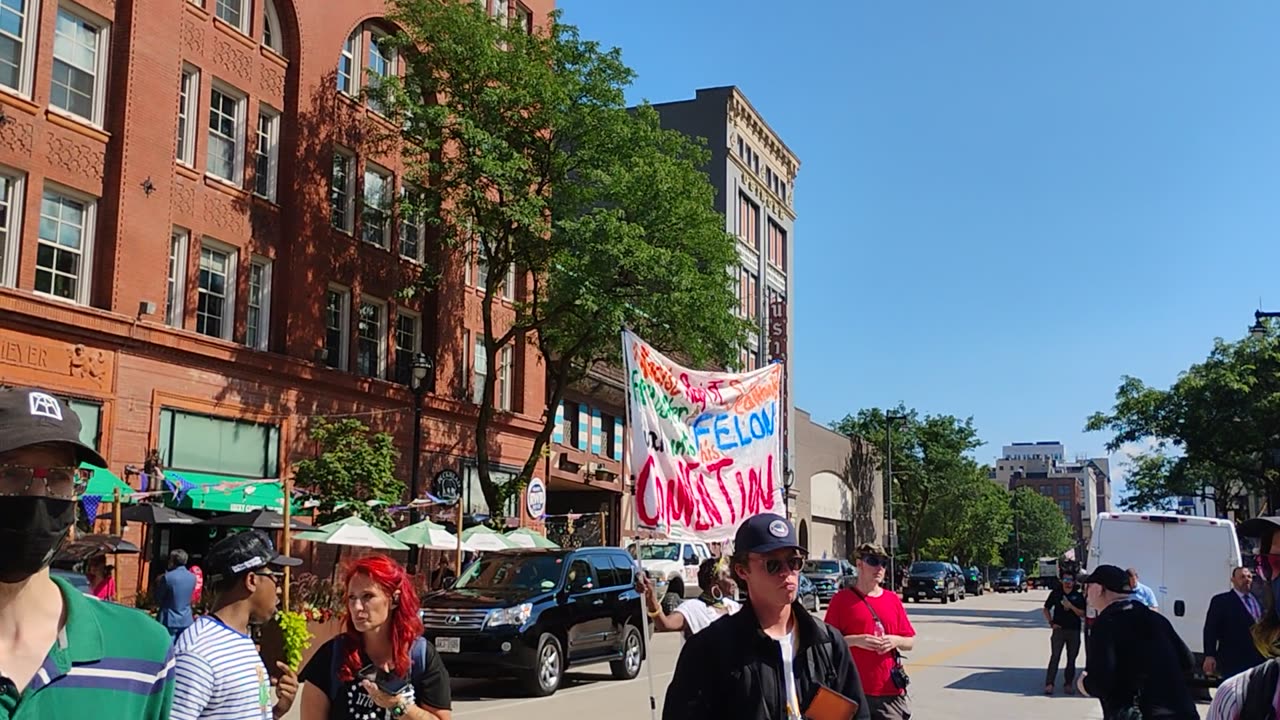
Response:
[407,352,433,574]
[1250,310,1280,338]
[884,413,907,587]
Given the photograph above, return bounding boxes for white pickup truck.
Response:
[627,538,714,613]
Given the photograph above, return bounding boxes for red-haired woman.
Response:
[299,554,452,720]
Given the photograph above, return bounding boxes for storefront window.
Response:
[158,407,280,478]
[67,398,101,451]
[463,464,518,517]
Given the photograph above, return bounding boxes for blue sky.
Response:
[557,1,1280,503]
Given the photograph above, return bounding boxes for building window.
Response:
[495,345,512,411]
[215,0,246,33]
[330,150,354,232]
[253,107,279,200]
[739,268,757,320]
[0,0,38,95]
[0,173,23,289]
[766,219,786,270]
[471,334,486,404]
[35,188,93,303]
[196,240,235,340]
[563,401,580,447]
[513,2,532,33]
[165,229,188,327]
[362,164,391,248]
[176,66,199,166]
[394,310,420,385]
[1058,484,1071,496]
[246,257,271,350]
[398,187,422,262]
[356,298,385,378]
[737,193,759,249]
[365,32,394,115]
[338,30,359,95]
[50,6,108,125]
[602,412,616,459]
[471,238,489,289]
[323,285,350,370]
[158,408,280,478]
[66,397,100,451]
[206,83,245,184]
[1058,499,1071,513]
[261,0,282,53]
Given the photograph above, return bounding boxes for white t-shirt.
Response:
[674,597,742,636]
[777,629,802,720]
[171,615,273,720]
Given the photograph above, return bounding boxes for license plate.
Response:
[435,637,460,653]
[917,592,926,597]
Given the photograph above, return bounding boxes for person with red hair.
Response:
[299,554,452,720]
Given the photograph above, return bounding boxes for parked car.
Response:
[798,574,819,613]
[904,561,962,603]
[420,547,645,697]
[802,558,856,606]
[963,566,984,596]
[947,563,967,600]
[627,538,712,613]
[993,568,1028,593]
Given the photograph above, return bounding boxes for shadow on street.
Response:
[943,666,1059,697]
[905,605,1046,628]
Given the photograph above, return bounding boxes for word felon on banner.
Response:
[622,330,784,541]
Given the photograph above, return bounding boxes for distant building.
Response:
[994,441,1112,561]
[792,409,883,562]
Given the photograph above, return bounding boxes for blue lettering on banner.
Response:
[691,402,778,453]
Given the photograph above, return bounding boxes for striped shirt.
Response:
[1205,663,1280,720]
[171,616,273,720]
[0,574,175,719]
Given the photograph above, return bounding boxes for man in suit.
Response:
[1204,566,1266,681]
[155,548,198,639]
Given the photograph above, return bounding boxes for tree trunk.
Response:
[514,354,575,490]
[474,250,503,519]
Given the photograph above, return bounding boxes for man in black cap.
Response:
[1076,564,1197,719]
[171,529,302,720]
[0,386,175,719]
[663,513,869,720]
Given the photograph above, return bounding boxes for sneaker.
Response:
[1044,685,1054,695]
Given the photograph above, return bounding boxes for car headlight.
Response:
[934,579,944,588]
[486,603,533,628]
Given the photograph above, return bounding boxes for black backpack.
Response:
[326,635,430,704]
[1242,659,1280,720]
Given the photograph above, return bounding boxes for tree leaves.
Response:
[1008,487,1074,566]
[293,419,405,530]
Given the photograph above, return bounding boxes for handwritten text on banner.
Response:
[623,330,783,541]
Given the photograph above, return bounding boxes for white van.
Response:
[1090,512,1241,671]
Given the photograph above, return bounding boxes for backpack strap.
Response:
[327,637,345,704]
[1242,659,1280,720]
[410,636,429,680]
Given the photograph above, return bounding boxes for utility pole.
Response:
[884,413,907,586]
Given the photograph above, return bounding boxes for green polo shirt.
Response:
[0,575,175,719]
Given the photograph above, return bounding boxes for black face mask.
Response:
[0,497,75,583]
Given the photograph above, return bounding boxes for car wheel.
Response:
[610,625,643,680]
[940,592,949,604]
[523,633,564,697]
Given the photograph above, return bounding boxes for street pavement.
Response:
[283,589,1213,719]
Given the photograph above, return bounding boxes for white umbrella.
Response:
[295,516,410,551]
[391,519,462,551]
[461,525,520,552]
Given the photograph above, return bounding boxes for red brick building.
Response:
[0,0,553,600]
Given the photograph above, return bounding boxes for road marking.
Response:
[904,628,1017,669]
[454,670,677,717]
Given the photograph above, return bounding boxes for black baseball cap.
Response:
[1077,564,1133,594]
[734,513,805,555]
[205,529,301,584]
[0,387,106,467]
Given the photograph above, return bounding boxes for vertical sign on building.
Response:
[768,296,789,509]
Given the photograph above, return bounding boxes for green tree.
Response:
[921,462,1013,566]
[831,407,983,562]
[1004,487,1074,568]
[1086,331,1280,515]
[292,419,404,529]
[372,1,747,517]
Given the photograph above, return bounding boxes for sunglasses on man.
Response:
[861,555,890,567]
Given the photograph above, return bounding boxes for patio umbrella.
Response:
[202,509,312,531]
[98,504,202,526]
[461,525,520,552]
[505,528,559,549]
[56,534,141,562]
[294,516,410,551]
[391,519,461,551]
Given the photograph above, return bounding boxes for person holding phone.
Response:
[663,514,870,720]
[299,554,452,720]
[170,529,303,720]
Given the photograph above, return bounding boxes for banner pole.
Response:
[622,328,658,720]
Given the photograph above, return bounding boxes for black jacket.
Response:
[1084,599,1197,719]
[662,601,870,720]
[1205,590,1266,679]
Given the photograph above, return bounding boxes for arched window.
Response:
[336,22,399,115]
[262,0,283,54]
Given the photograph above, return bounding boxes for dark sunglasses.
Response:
[760,555,806,575]
[253,570,283,582]
[861,555,889,567]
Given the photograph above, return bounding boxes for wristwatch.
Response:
[391,699,408,717]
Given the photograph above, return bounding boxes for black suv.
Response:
[904,561,962,603]
[419,547,645,697]
[802,559,856,606]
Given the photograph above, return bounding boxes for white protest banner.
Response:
[622,329,784,542]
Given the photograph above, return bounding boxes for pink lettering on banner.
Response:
[624,329,784,541]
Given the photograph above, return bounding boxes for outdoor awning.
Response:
[163,471,299,514]
[81,462,133,499]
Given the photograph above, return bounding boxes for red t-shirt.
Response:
[823,587,915,697]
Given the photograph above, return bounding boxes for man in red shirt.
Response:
[824,543,916,719]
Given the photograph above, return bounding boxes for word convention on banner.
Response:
[622,330,784,541]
